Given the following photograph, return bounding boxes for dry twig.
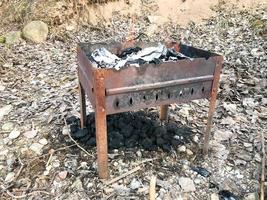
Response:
[63,118,94,158]
[12,157,25,182]
[29,144,76,162]
[104,166,141,185]
[46,149,55,167]
[67,131,94,158]
[149,175,157,200]
[0,54,7,63]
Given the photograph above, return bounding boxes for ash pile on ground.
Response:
[68,110,193,151]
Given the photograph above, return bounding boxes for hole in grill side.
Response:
[92,88,94,93]
[129,97,133,105]
[168,93,171,99]
[156,94,159,100]
[115,99,120,108]
[191,88,194,95]
[143,95,146,100]
[202,86,205,93]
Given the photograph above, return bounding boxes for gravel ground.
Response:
[0,5,266,200]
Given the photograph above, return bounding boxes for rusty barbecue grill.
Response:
[77,41,223,179]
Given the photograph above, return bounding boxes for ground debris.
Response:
[0,3,265,199]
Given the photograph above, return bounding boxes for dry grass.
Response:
[0,0,34,27]
[0,0,118,34]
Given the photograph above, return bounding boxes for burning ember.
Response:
[90,43,192,70]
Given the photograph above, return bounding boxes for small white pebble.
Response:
[5,172,15,182]
[194,179,201,184]
[39,138,48,145]
[178,145,186,152]
[9,130,20,139]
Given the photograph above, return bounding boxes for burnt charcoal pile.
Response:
[90,43,192,70]
[67,111,193,151]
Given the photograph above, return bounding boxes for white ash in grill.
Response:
[90,43,192,70]
[67,111,193,151]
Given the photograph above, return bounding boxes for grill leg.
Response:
[160,105,168,121]
[79,82,86,128]
[203,99,216,154]
[95,110,109,179]
[203,62,222,154]
[94,71,109,179]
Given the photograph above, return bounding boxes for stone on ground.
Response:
[244,192,259,200]
[210,193,219,200]
[178,177,196,192]
[22,21,48,43]
[178,145,186,152]
[29,143,44,155]
[8,130,20,139]
[39,138,48,145]
[0,105,13,121]
[214,130,233,141]
[186,149,193,155]
[58,171,68,180]
[71,178,84,191]
[130,178,141,190]
[5,172,15,182]
[23,130,37,139]
[114,185,131,196]
[5,31,22,44]
[2,122,14,132]
[62,125,70,135]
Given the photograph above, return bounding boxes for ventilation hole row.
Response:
[115,86,205,108]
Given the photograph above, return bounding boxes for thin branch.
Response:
[46,149,55,167]
[104,166,141,185]
[149,176,157,200]
[67,131,94,158]
[29,144,76,162]
[103,158,157,185]
[64,118,94,158]
[11,157,25,182]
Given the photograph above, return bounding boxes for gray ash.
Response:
[67,110,193,152]
[90,43,192,70]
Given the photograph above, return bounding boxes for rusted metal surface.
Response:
[93,70,109,179]
[104,58,216,92]
[78,81,86,128]
[160,105,168,121]
[106,75,214,95]
[77,41,223,179]
[77,47,96,108]
[203,59,223,154]
[105,80,212,114]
